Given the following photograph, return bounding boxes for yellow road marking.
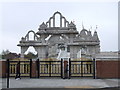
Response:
[64,86,95,88]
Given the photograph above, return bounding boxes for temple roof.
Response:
[74,29,100,42]
[37,11,78,35]
[18,11,100,47]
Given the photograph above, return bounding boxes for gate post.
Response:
[30,59,32,78]
[61,59,63,78]
[37,59,40,78]
[49,61,51,77]
[7,59,10,88]
[69,58,71,79]
[93,58,96,79]
[81,61,83,77]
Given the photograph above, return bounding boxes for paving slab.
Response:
[1,78,119,89]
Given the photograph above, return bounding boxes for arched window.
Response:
[55,14,60,27]
[29,32,34,40]
[25,30,38,41]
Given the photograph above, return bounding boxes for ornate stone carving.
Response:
[18,11,100,59]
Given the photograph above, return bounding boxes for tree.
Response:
[1,49,10,55]
[24,52,37,59]
[1,49,19,59]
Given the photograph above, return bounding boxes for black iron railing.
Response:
[9,60,30,77]
[39,61,61,77]
[70,60,94,77]
[8,59,95,78]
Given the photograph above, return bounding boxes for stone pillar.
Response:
[69,45,78,60]
[64,19,66,27]
[60,16,62,27]
[21,46,29,58]
[95,45,100,53]
[53,17,55,27]
[69,34,74,43]
[41,35,45,43]
[34,45,47,60]
[49,20,51,27]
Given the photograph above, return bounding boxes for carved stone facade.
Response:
[17,11,100,60]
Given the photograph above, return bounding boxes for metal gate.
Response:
[39,60,62,77]
[38,58,95,78]
[9,60,31,77]
[8,58,95,78]
[69,60,95,78]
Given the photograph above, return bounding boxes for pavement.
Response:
[0,78,119,89]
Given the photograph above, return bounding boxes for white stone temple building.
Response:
[18,11,100,60]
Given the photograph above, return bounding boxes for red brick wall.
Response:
[1,60,119,78]
[31,61,38,78]
[96,61,120,78]
[0,61,7,78]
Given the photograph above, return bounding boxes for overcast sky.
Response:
[0,1,118,54]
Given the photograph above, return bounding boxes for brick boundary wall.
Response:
[0,60,120,78]
[0,61,7,78]
[31,61,38,78]
[96,60,120,78]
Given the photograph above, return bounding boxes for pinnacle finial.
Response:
[72,19,75,24]
[95,25,98,31]
[89,26,92,31]
[82,21,84,29]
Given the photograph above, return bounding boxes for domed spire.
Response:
[80,22,88,37]
[81,22,87,31]
[87,30,92,40]
[79,28,88,39]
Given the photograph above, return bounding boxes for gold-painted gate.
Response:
[9,60,30,77]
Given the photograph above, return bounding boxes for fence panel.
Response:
[70,60,94,77]
[9,60,30,77]
[39,61,61,77]
[9,59,95,78]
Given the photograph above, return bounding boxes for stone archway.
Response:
[24,46,38,59]
[18,11,100,60]
[18,30,41,58]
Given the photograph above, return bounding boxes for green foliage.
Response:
[24,52,37,59]
[1,49,10,55]
[1,49,38,59]
[1,49,19,59]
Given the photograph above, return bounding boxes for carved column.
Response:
[41,34,46,43]
[64,19,66,27]
[26,34,29,41]
[21,46,29,58]
[60,16,62,27]
[53,17,55,27]
[70,46,74,59]
[69,34,74,43]
[34,45,47,60]
[49,20,51,27]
